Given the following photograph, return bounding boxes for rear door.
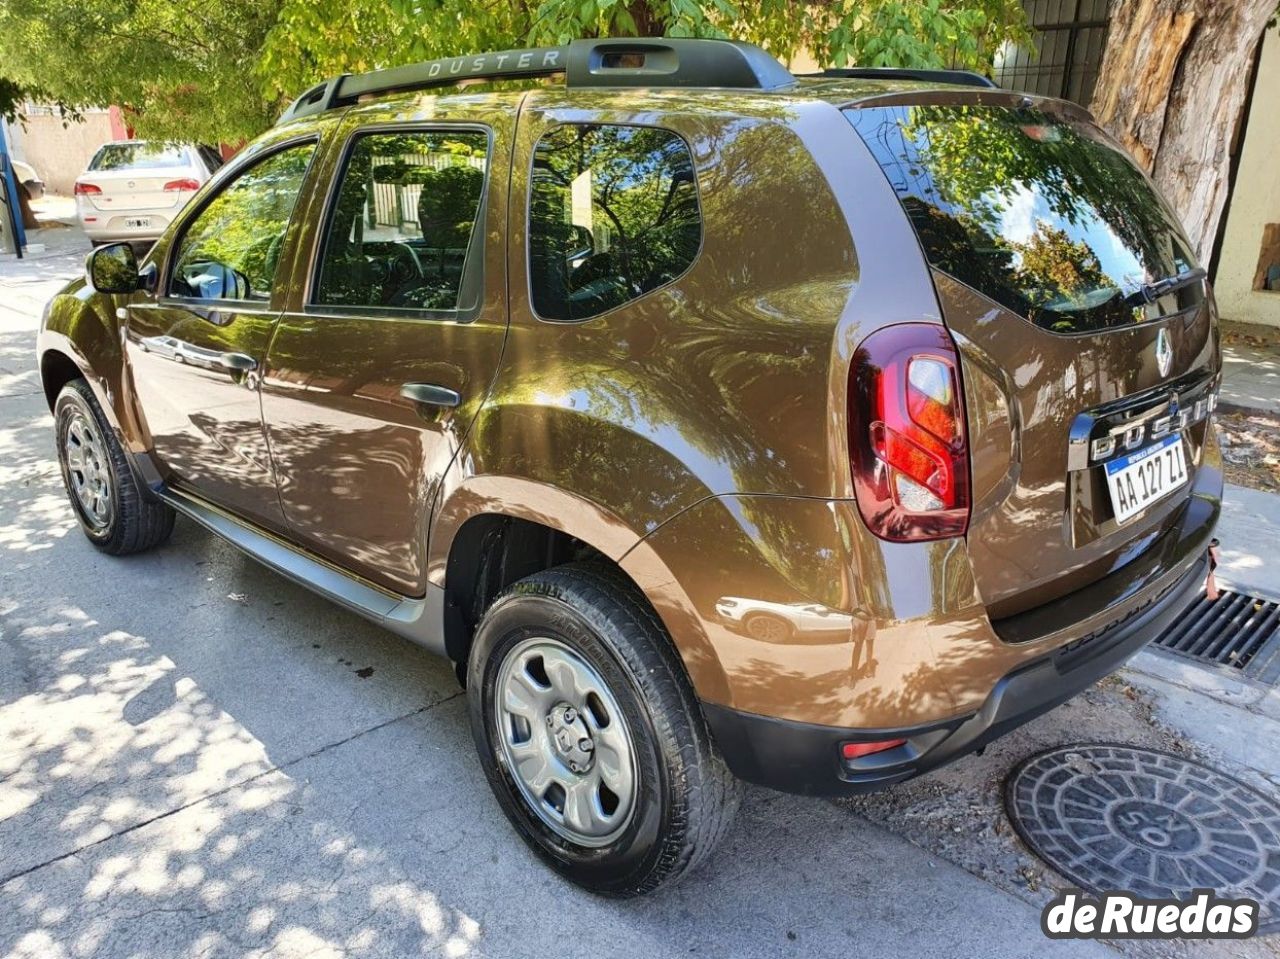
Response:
[846,98,1219,617]
[260,97,515,597]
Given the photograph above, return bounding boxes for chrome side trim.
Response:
[161,488,447,655]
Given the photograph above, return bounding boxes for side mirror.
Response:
[86,242,139,294]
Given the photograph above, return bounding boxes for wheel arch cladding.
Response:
[435,494,732,706]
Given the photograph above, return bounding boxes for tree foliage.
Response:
[260,0,1031,103]
[2,0,1030,144]
[0,0,281,142]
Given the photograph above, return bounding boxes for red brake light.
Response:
[74,182,102,195]
[848,323,970,542]
[163,178,200,192]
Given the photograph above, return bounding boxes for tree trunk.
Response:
[18,185,38,231]
[1090,0,1275,263]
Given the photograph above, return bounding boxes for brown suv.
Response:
[38,38,1222,895]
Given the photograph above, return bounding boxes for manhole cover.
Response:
[1006,744,1280,933]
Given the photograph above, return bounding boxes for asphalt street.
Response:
[0,228,1123,958]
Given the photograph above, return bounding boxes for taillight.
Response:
[74,182,101,195]
[848,323,970,542]
[163,178,200,192]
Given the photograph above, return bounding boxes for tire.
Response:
[468,563,741,896]
[54,378,175,555]
[742,611,793,643]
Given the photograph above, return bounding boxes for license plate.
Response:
[125,217,152,229]
[1104,434,1189,524]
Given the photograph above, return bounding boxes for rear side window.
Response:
[529,124,701,321]
[90,143,189,171]
[314,130,489,313]
[847,105,1199,334]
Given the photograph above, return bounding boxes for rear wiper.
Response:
[1127,267,1207,305]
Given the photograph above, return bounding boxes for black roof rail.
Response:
[277,38,796,125]
[803,67,998,89]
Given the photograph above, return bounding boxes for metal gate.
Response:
[994,0,1112,105]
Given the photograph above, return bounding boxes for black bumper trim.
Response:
[703,551,1210,797]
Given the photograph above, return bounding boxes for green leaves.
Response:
[0,0,1030,144]
[0,0,280,142]
[798,0,1027,72]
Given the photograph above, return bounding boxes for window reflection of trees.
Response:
[850,105,1198,333]
[529,124,701,321]
[316,132,489,311]
[170,144,315,301]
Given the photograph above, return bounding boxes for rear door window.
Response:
[846,104,1200,333]
[528,123,701,321]
[313,129,489,314]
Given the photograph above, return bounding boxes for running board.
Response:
[160,488,446,655]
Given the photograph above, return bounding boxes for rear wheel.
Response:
[468,563,740,896]
[54,379,175,555]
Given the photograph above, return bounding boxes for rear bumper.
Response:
[77,203,173,242]
[705,547,1210,796]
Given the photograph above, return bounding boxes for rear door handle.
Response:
[400,382,461,408]
[219,352,258,372]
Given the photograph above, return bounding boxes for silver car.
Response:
[74,141,221,245]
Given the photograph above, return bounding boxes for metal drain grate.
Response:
[1153,588,1280,679]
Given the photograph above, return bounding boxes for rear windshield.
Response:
[846,104,1200,334]
[89,143,189,172]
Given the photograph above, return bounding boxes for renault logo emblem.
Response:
[1155,328,1173,378]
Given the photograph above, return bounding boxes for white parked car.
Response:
[713,596,851,643]
[74,141,221,245]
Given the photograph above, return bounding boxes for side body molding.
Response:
[164,488,446,653]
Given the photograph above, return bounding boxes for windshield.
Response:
[846,104,1201,334]
[89,143,189,172]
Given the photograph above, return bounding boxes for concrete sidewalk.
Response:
[1122,479,1280,796]
[1223,341,1280,414]
[1222,327,1280,415]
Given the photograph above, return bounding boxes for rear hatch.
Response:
[846,97,1219,620]
[78,142,194,212]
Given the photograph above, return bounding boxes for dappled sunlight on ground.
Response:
[0,408,77,555]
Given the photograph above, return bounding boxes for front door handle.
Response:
[219,352,258,373]
[400,382,461,409]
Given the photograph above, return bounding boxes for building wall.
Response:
[1215,28,1280,328]
[7,107,127,196]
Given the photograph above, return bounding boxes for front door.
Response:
[126,138,320,531]
[260,104,514,596]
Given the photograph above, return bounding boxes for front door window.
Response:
[169,143,315,302]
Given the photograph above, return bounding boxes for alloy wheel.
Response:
[63,408,113,530]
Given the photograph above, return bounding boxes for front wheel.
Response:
[468,563,741,896]
[54,379,175,555]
